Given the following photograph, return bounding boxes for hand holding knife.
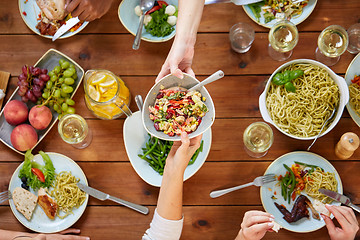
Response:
[319,188,360,213]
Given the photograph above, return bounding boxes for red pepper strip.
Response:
[22,11,27,16]
[291,191,297,201]
[146,5,161,15]
[169,100,184,105]
[31,168,45,183]
[157,1,168,7]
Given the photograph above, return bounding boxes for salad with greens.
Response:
[134,1,178,37]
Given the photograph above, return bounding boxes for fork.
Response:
[209,174,276,198]
[0,190,11,204]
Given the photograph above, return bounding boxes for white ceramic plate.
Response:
[242,0,317,28]
[9,152,88,233]
[260,151,342,233]
[18,0,88,39]
[124,111,211,187]
[345,52,360,127]
[118,0,177,43]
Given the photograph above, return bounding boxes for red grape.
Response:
[32,85,42,98]
[41,69,48,74]
[21,96,29,103]
[18,86,28,96]
[18,73,27,81]
[33,78,41,86]
[22,65,28,75]
[32,67,41,76]
[18,65,49,103]
[26,90,37,103]
[40,74,50,82]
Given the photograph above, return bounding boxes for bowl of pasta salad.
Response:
[142,73,215,141]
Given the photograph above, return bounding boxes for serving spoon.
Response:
[132,0,155,50]
[307,108,336,151]
[188,70,224,92]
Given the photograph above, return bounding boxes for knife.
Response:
[319,188,360,213]
[77,183,149,215]
[52,17,80,41]
[205,0,264,5]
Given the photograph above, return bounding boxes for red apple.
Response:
[29,105,52,130]
[11,124,38,151]
[4,100,28,126]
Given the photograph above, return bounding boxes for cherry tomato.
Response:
[157,1,168,7]
[31,168,45,183]
[146,5,161,15]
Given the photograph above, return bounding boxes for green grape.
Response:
[56,109,62,114]
[48,71,55,77]
[62,86,73,93]
[67,107,75,114]
[53,103,59,111]
[54,89,61,98]
[54,66,61,74]
[59,59,65,65]
[72,73,78,80]
[49,101,54,107]
[63,70,73,78]
[61,61,70,69]
[61,84,67,89]
[46,81,53,89]
[69,64,75,68]
[42,92,49,99]
[65,98,75,106]
[60,90,69,98]
[44,88,49,93]
[61,103,68,112]
[59,77,64,84]
[57,98,64,104]
[50,75,58,82]
[64,77,75,85]
[68,67,76,75]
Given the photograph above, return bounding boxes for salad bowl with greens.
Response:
[118,0,178,43]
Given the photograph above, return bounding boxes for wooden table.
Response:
[1,0,360,239]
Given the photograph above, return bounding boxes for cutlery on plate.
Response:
[307,108,336,151]
[135,95,143,112]
[318,188,360,213]
[132,0,156,50]
[52,17,80,41]
[77,183,149,215]
[205,0,263,5]
[188,70,224,92]
[0,190,11,204]
[210,174,275,198]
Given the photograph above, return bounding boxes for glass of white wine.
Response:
[268,20,299,61]
[58,114,93,149]
[243,122,274,158]
[315,25,349,66]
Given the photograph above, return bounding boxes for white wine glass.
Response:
[268,20,299,61]
[243,122,274,158]
[315,25,349,66]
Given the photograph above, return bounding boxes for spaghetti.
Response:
[266,63,340,138]
[50,171,86,219]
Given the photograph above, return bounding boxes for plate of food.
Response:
[259,59,349,140]
[8,151,88,233]
[345,52,360,127]
[0,48,84,155]
[19,0,88,39]
[124,111,211,187]
[243,0,317,28]
[260,151,342,233]
[118,0,178,42]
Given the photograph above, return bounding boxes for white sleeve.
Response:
[142,208,184,240]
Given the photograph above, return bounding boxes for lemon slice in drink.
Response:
[88,85,100,102]
[91,74,107,85]
[99,76,116,88]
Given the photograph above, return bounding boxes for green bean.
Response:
[141,138,158,159]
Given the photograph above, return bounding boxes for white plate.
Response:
[118,0,177,43]
[18,0,88,39]
[9,152,88,233]
[123,111,211,187]
[345,52,360,127]
[260,151,342,233]
[242,0,317,28]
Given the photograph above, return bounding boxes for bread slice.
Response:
[38,188,58,219]
[313,199,331,217]
[12,187,38,221]
[272,221,281,233]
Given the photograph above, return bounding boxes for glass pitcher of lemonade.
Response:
[84,70,130,120]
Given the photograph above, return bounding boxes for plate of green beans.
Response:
[123,111,211,187]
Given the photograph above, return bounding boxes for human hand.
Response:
[33,229,90,240]
[322,205,359,240]
[155,39,196,83]
[235,211,274,240]
[165,132,202,173]
[66,0,113,22]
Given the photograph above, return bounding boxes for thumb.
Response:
[249,222,273,236]
[322,214,337,236]
[170,65,184,79]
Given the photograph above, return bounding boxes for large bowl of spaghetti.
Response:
[259,59,349,140]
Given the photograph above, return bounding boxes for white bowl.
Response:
[259,59,349,140]
[142,73,215,141]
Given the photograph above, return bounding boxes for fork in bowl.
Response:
[0,190,11,204]
[210,174,276,198]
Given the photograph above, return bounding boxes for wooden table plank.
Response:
[1,205,360,240]
[0,33,355,76]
